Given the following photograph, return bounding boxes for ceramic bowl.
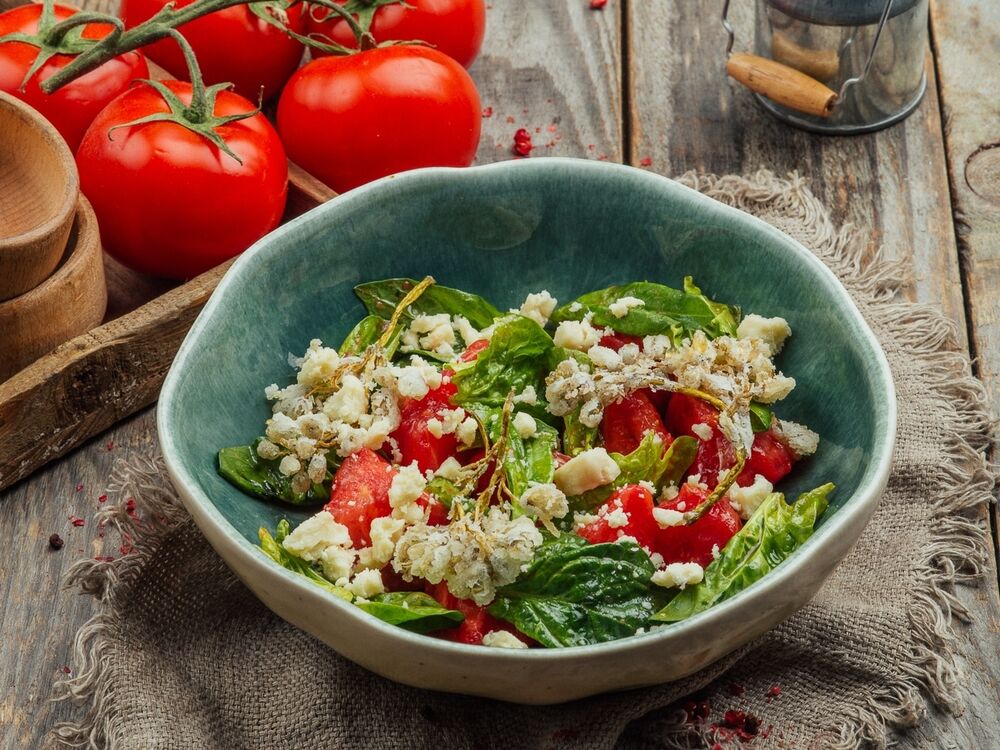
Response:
[158,158,896,704]
[0,90,80,301]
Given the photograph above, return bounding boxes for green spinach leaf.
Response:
[218,440,334,506]
[488,534,662,647]
[652,483,833,622]
[570,433,699,511]
[561,408,598,457]
[549,277,740,343]
[749,402,773,433]
[451,315,554,408]
[505,420,559,500]
[354,278,501,330]
[355,592,465,634]
[258,521,352,600]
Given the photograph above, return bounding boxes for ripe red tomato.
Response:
[306,0,486,68]
[428,582,531,645]
[576,484,661,550]
[120,0,305,101]
[600,389,672,455]
[277,45,481,192]
[0,3,148,149]
[656,484,742,567]
[392,380,461,473]
[76,80,287,279]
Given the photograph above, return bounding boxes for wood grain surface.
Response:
[2,0,998,748]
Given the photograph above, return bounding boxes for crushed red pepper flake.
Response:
[105,440,115,451]
[547,123,558,133]
[125,498,137,516]
[74,483,84,492]
[505,115,515,124]
[639,156,653,167]
[481,106,493,118]
[512,128,533,157]
[767,684,782,699]
[94,555,115,562]
[70,517,85,527]
[590,0,608,8]
[48,533,64,550]
[60,666,71,674]
[98,494,108,503]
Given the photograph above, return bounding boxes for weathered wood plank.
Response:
[929,0,1000,567]
[627,2,1000,747]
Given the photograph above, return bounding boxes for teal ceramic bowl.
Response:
[158,158,895,704]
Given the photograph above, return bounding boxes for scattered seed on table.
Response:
[48,533,64,550]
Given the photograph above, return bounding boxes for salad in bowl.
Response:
[218,274,831,649]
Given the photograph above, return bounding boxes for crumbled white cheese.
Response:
[652,506,685,528]
[651,562,704,589]
[608,296,645,318]
[661,484,680,502]
[256,439,282,460]
[282,511,356,581]
[357,516,406,569]
[727,474,774,520]
[552,317,602,352]
[278,455,301,477]
[513,412,537,439]
[552,447,621,496]
[349,568,385,598]
[306,453,328,483]
[388,462,426,510]
[517,290,557,326]
[434,456,464,482]
[619,343,641,364]
[323,373,368,424]
[569,302,583,313]
[519,482,569,524]
[482,630,528,649]
[296,340,341,387]
[605,507,629,528]
[773,418,820,458]
[691,422,713,441]
[426,418,444,438]
[453,315,487,347]
[587,344,623,371]
[737,314,791,354]
[456,416,479,447]
[405,313,456,357]
[513,385,538,405]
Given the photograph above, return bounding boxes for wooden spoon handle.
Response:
[726,53,837,117]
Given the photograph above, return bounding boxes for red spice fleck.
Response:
[70,517,85,527]
[505,115,515,124]
[74,483,84,492]
[60,666,71,674]
[94,555,115,562]
[639,156,653,167]
[590,0,608,8]
[481,106,493,118]
[125,498,137,516]
[767,684,782,700]
[727,682,745,696]
[512,128,533,157]
[98,494,108,503]
[106,440,115,451]
[712,709,762,742]
[48,533,64,550]
[547,123,558,133]
[588,143,595,151]
[683,697,712,724]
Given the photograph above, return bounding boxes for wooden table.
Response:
[2,1,998,747]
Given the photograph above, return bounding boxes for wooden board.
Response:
[626,1,1000,747]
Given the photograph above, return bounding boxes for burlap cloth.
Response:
[52,172,998,749]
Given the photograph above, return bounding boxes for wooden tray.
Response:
[0,147,335,492]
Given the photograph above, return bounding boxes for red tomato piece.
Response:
[459,338,490,362]
[655,484,743,567]
[392,382,464,473]
[277,45,481,193]
[738,429,795,486]
[305,0,486,68]
[598,332,644,352]
[326,448,395,547]
[600,390,672,456]
[576,484,661,551]
[76,80,287,279]
[120,0,305,101]
[0,3,148,149]
[428,582,532,645]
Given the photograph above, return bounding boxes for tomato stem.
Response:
[169,29,209,123]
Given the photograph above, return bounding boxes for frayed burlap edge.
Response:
[49,171,998,750]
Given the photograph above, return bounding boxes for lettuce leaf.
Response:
[549,277,739,343]
[355,592,465,634]
[488,534,663,647]
[652,483,833,622]
[258,521,352,600]
[354,278,501,330]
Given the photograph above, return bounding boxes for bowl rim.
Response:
[0,90,79,252]
[158,157,897,660]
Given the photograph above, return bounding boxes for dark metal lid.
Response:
[767,0,921,26]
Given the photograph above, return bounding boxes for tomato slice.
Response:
[598,332,644,351]
[459,338,490,362]
[428,582,532,645]
[655,484,743,567]
[392,381,462,473]
[600,389,672,456]
[576,484,661,551]
[738,430,795,486]
[325,448,395,547]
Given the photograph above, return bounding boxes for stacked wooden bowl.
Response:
[0,90,107,381]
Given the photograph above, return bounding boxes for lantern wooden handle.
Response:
[726,53,837,117]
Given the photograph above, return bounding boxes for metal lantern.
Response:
[723,0,929,134]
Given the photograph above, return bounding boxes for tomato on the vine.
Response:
[120,0,306,102]
[76,79,288,280]
[0,2,148,149]
[277,45,481,193]
[306,0,486,68]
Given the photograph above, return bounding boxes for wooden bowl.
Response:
[0,195,106,382]
[0,89,80,301]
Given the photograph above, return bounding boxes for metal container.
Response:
[724,0,929,134]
